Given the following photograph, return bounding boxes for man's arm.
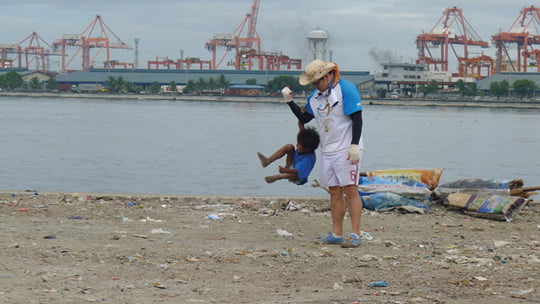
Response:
[281,87,314,124]
[288,101,314,124]
[350,110,363,145]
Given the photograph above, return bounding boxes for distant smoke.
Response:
[368,47,395,65]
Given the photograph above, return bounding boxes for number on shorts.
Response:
[350,169,358,182]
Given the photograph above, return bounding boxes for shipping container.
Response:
[77,83,103,92]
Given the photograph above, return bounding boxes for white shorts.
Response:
[319,149,363,187]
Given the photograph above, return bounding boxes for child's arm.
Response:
[297,106,307,131]
[297,120,305,131]
[278,166,299,181]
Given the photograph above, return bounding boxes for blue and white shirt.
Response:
[305,78,364,154]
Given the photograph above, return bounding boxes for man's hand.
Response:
[348,144,360,164]
[281,87,293,103]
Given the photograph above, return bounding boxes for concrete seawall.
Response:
[2,92,540,109]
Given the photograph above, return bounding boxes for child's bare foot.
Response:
[257,152,269,168]
[264,176,279,183]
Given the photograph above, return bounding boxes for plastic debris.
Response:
[285,200,300,211]
[207,214,221,220]
[367,281,390,288]
[138,216,163,223]
[151,228,171,234]
[276,229,292,237]
[360,230,373,241]
[493,240,511,248]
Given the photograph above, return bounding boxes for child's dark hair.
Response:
[298,127,320,151]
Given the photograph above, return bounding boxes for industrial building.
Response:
[53,68,373,94]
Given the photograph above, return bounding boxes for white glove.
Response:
[280,86,293,103]
[348,144,360,164]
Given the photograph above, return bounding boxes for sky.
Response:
[0,0,537,73]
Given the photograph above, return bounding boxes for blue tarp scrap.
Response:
[359,176,431,212]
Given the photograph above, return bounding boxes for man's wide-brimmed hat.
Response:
[299,59,336,85]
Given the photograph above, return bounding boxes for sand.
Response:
[0,190,538,304]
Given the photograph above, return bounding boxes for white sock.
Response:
[332,233,343,238]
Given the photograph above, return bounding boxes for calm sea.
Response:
[1,96,539,199]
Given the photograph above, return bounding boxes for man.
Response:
[282,59,364,248]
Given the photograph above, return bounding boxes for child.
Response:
[257,126,319,185]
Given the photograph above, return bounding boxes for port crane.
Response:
[204,0,300,70]
[52,15,132,71]
[416,7,490,79]
[492,6,540,73]
[205,0,261,70]
[0,32,60,73]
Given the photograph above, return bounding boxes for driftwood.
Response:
[311,180,329,193]
[509,179,540,198]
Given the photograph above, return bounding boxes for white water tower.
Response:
[307,29,329,61]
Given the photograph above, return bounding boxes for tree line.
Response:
[0,70,538,100]
[0,71,58,91]
[417,79,538,100]
[0,71,311,95]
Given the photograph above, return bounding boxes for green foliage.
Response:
[512,79,538,100]
[207,77,216,90]
[216,74,229,89]
[183,74,230,94]
[104,76,138,93]
[0,71,24,90]
[245,78,257,85]
[418,80,439,96]
[46,78,58,91]
[183,80,197,94]
[265,75,307,94]
[29,77,42,90]
[169,81,177,94]
[455,79,477,96]
[148,81,161,94]
[489,80,509,100]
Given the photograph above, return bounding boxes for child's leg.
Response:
[257,144,295,168]
[265,173,297,184]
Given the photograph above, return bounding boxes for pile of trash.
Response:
[435,178,536,221]
[313,168,537,221]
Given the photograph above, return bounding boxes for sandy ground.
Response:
[0,190,538,304]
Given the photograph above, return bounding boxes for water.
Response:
[1,96,539,199]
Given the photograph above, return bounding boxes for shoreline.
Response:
[0,190,327,202]
[2,91,540,109]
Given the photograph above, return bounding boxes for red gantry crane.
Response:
[416,7,490,79]
[17,32,60,73]
[0,44,20,69]
[0,32,60,72]
[204,0,301,70]
[147,56,211,70]
[205,0,261,70]
[52,15,132,71]
[492,6,540,73]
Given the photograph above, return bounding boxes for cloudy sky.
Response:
[1,0,536,72]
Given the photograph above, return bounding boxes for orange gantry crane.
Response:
[147,57,211,70]
[492,6,540,73]
[205,0,261,70]
[416,6,490,79]
[0,32,60,72]
[204,0,301,70]
[52,15,132,71]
